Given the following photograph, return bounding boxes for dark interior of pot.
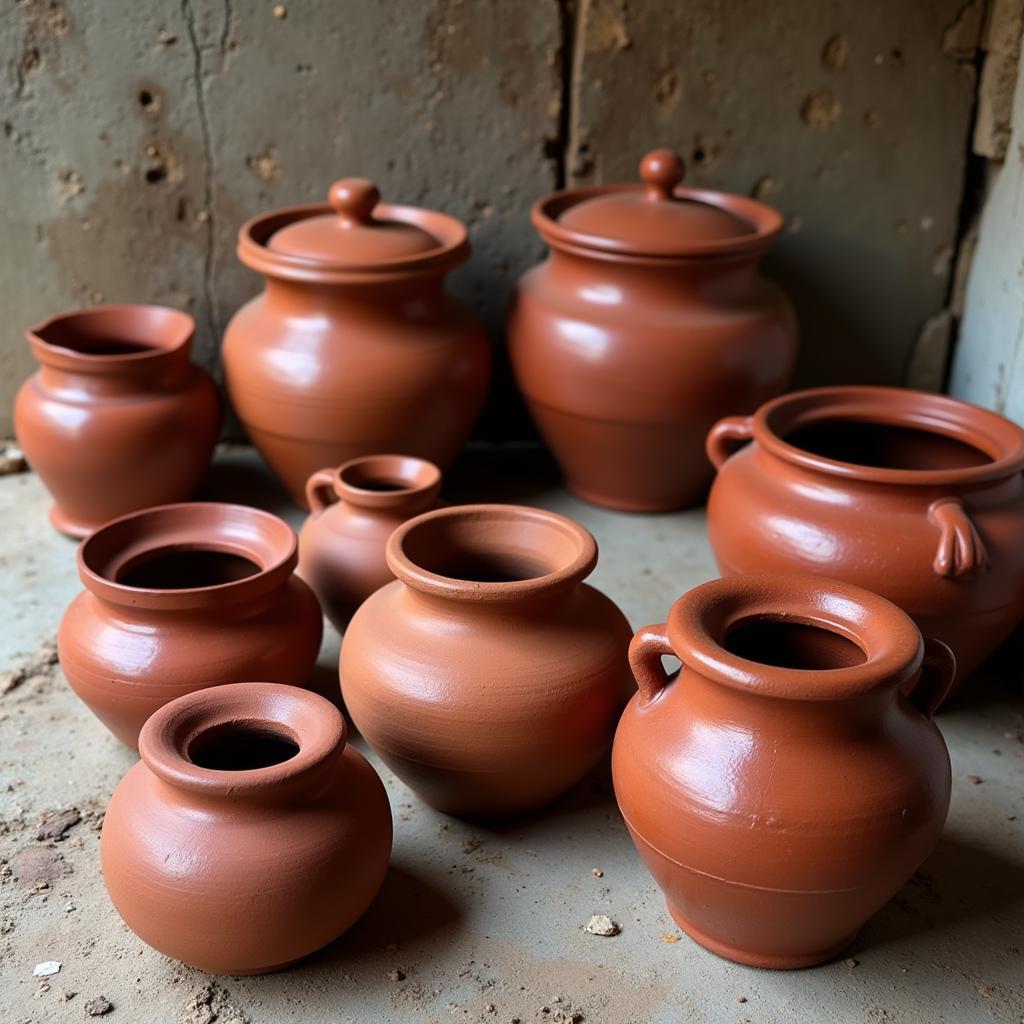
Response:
[339,456,438,494]
[117,548,261,590]
[724,616,867,671]
[187,724,300,772]
[34,307,190,356]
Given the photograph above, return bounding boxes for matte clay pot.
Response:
[14,305,220,538]
[298,454,442,631]
[613,574,954,969]
[222,179,490,507]
[58,503,323,749]
[706,386,1024,696]
[508,149,796,512]
[101,682,392,974]
[340,504,633,816]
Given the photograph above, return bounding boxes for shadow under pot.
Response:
[14,305,220,538]
[613,573,954,969]
[706,386,1024,698]
[58,502,323,750]
[101,682,392,974]
[340,503,634,817]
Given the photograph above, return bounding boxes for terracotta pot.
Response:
[14,305,220,538]
[101,682,391,974]
[222,178,491,507]
[340,504,633,816]
[58,503,323,749]
[298,454,442,631]
[508,149,796,512]
[613,573,954,969]
[706,386,1024,696]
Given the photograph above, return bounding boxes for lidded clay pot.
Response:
[58,502,323,749]
[14,305,220,538]
[101,682,392,974]
[222,178,491,507]
[507,148,796,512]
[340,503,634,816]
[298,454,443,631]
[613,574,954,969]
[706,386,1024,696]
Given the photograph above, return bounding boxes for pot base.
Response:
[566,482,700,514]
[49,504,101,540]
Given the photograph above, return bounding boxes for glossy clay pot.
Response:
[14,305,220,538]
[340,504,633,816]
[222,179,490,507]
[102,683,392,974]
[58,503,323,749]
[706,386,1024,695]
[508,149,796,512]
[613,574,954,969]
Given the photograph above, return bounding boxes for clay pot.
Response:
[14,305,220,538]
[58,503,323,749]
[340,504,633,816]
[222,178,491,507]
[508,148,796,512]
[101,682,392,974]
[706,386,1024,696]
[613,573,954,969]
[298,454,442,631]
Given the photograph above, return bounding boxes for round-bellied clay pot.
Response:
[222,178,491,508]
[706,386,1024,696]
[14,305,220,538]
[101,682,392,974]
[507,148,796,512]
[298,454,443,631]
[58,503,323,749]
[613,573,954,969]
[340,504,634,816]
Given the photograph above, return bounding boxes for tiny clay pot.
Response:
[58,503,323,749]
[101,682,392,974]
[340,504,634,816]
[14,305,220,538]
[613,574,954,969]
[298,454,442,631]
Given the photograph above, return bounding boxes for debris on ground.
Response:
[33,961,62,977]
[388,968,406,981]
[85,995,114,1016]
[845,957,860,968]
[1,639,60,696]
[967,774,983,785]
[590,868,603,878]
[660,932,680,943]
[584,914,620,937]
[37,807,82,841]
[0,443,27,475]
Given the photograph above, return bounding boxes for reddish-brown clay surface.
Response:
[706,386,1024,695]
[298,454,442,631]
[340,504,634,816]
[14,305,220,538]
[101,682,392,975]
[507,149,796,513]
[613,573,954,969]
[58,503,323,750]
[222,179,490,508]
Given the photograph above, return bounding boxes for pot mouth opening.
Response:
[722,615,868,671]
[336,454,441,504]
[115,546,262,590]
[186,721,301,771]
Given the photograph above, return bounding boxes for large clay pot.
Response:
[340,504,633,816]
[14,305,220,538]
[58,503,323,749]
[706,386,1024,695]
[298,454,442,631]
[508,149,796,512]
[222,179,491,507]
[101,682,392,974]
[613,574,954,969]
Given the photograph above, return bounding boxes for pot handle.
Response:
[629,623,676,706]
[706,415,754,470]
[305,468,338,514]
[928,498,989,578]
[905,637,957,717]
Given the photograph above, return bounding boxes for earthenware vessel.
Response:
[340,504,633,816]
[14,305,220,538]
[706,386,1024,695]
[101,682,392,974]
[613,574,954,969]
[222,178,491,507]
[298,454,442,631]
[507,148,796,512]
[58,503,322,749]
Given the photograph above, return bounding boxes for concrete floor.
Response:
[1,448,1023,1024]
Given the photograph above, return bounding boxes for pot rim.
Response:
[333,453,442,510]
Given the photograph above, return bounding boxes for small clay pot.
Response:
[298,454,442,630]
[613,574,954,969]
[340,504,634,816]
[101,682,392,974]
[58,503,323,749]
[14,305,220,538]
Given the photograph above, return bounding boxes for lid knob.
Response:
[640,149,684,202]
[329,178,380,225]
